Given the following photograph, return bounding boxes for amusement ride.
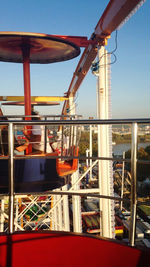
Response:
[0,0,149,266]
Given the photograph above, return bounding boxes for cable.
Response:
[110,30,118,54]
[91,30,118,75]
[98,52,117,67]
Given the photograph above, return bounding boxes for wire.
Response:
[98,52,117,67]
[91,30,118,75]
[110,30,118,54]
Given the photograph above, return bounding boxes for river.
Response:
[113,142,150,156]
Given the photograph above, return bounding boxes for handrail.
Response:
[0,114,81,118]
[3,155,149,166]
[0,118,150,125]
[14,190,129,202]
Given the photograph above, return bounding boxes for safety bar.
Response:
[0,114,82,119]
[0,118,150,125]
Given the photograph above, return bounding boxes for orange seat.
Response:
[56,147,78,177]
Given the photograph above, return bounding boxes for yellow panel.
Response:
[115,229,123,235]
[0,96,68,102]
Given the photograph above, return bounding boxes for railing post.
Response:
[120,151,125,210]
[8,122,14,233]
[129,122,138,246]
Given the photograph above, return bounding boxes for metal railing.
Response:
[0,117,150,247]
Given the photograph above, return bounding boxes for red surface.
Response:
[0,32,80,63]
[23,48,31,117]
[53,35,97,47]
[0,231,149,267]
[95,0,143,35]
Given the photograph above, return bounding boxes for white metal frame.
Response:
[97,46,115,238]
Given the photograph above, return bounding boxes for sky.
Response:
[0,0,149,119]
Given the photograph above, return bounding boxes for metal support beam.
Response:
[62,185,70,231]
[72,170,82,233]
[97,46,115,238]
[69,96,82,233]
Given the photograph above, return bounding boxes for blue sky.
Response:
[0,0,149,119]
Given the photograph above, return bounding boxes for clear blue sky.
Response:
[0,0,149,119]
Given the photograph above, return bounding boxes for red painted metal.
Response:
[0,32,80,63]
[22,45,32,154]
[0,32,81,153]
[22,45,31,117]
[62,0,144,115]
[53,35,96,47]
[0,31,82,118]
[0,231,149,267]
[62,45,98,115]
[95,0,143,35]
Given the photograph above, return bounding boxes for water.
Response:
[113,142,150,156]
